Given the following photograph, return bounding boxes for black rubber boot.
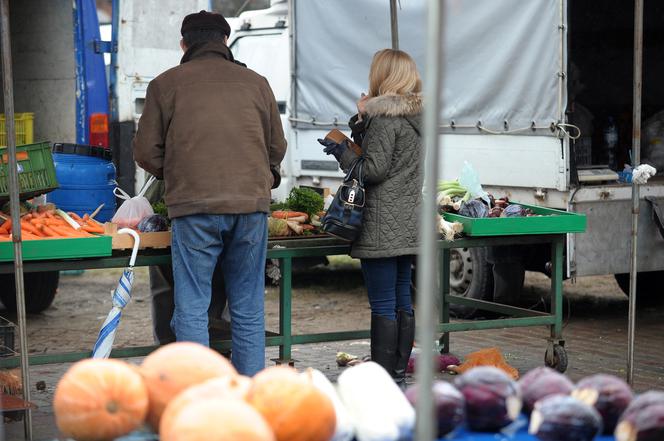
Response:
[370,314,398,378]
[394,309,415,389]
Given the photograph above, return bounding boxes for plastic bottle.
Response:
[604,116,618,170]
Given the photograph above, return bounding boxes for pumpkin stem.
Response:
[106,401,119,414]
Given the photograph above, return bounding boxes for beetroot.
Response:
[454,366,522,431]
[519,367,574,414]
[405,381,465,437]
[529,394,602,441]
[615,391,664,441]
[572,374,634,433]
[406,354,460,374]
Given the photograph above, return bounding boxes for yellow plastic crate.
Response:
[0,112,34,147]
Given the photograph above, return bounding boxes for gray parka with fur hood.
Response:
[338,93,423,259]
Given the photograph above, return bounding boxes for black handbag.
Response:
[322,159,366,242]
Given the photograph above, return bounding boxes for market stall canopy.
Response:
[293,0,565,135]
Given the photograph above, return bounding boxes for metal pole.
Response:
[288,0,297,126]
[389,0,399,50]
[109,0,119,122]
[627,0,644,386]
[0,0,33,438]
[415,0,443,440]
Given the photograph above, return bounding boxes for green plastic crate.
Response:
[0,141,58,204]
[443,203,587,236]
[0,236,112,262]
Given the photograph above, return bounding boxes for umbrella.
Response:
[92,228,141,359]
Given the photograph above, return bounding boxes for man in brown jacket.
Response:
[133,10,286,376]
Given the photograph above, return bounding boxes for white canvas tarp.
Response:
[293,0,565,135]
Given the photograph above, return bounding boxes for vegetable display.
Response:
[404,381,465,437]
[137,214,169,233]
[285,187,324,219]
[139,342,238,430]
[454,366,522,431]
[52,347,664,441]
[0,204,104,241]
[615,390,664,441]
[53,359,149,441]
[247,366,336,441]
[572,373,634,433]
[269,188,325,237]
[519,367,575,414]
[529,394,603,441]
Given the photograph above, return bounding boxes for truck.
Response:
[0,0,208,312]
[228,0,664,311]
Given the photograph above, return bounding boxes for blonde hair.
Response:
[368,49,422,97]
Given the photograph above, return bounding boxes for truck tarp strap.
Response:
[645,196,664,240]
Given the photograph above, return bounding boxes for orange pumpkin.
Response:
[161,398,275,441]
[159,375,252,434]
[140,342,237,429]
[247,366,336,441]
[53,359,148,441]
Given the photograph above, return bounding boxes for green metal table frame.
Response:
[0,234,566,370]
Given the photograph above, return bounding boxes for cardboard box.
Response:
[104,223,171,250]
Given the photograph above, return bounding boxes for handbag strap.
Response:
[344,158,365,187]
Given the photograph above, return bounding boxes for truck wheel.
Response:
[614,271,664,304]
[448,247,494,318]
[0,271,60,313]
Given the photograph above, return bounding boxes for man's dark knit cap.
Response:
[181,10,231,37]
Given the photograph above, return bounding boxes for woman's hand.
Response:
[357,93,369,117]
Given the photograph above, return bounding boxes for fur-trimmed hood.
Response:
[364,93,423,117]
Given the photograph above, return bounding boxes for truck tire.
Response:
[448,247,494,318]
[614,271,664,304]
[0,271,59,313]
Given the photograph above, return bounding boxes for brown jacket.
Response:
[133,41,287,218]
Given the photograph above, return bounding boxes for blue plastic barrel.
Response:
[47,144,117,222]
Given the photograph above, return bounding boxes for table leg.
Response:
[439,248,451,353]
[278,257,293,365]
[550,237,564,341]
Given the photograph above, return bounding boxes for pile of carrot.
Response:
[0,210,104,241]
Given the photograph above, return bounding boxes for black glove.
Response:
[317,138,347,162]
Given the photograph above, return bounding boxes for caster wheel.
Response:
[545,344,568,373]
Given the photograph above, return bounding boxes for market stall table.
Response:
[0,234,567,371]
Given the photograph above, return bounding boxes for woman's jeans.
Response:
[171,213,267,376]
[361,255,414,319]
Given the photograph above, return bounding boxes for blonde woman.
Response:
[321,49,422,387]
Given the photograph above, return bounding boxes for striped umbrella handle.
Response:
[118,228,141,266]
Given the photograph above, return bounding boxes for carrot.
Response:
[50,226,79,238]
[272,211,309,221]
[29,218,45,226]
[81,223,104,234]
[21,232,41,240]
[0,235,10,242]
[0,219,10,234]
[301,224,316,231]
[22,213,33,221]
[68,212,84,222]
[44,211,55,219]
[21,221,42,236]
[40,225,60,237]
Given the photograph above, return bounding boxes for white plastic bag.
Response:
[459,161,490,205]
[111,176,156,229]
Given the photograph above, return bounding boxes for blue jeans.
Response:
[171,213,267,376]
[361,255,414,320]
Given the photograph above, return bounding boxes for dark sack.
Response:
[322,159,365,241]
